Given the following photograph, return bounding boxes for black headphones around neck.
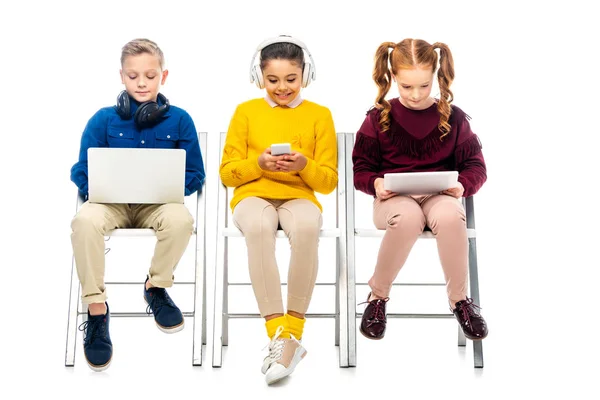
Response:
[115,90,170,128]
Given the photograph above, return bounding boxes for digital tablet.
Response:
[383,171,459,195]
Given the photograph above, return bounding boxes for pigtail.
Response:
[432,42,455,140]
[372,42,396,133]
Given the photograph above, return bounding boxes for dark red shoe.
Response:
[453,298,488,340]
[359,293,389,340]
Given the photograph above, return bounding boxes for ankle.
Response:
[89,303,107,316]
[368,292,388,302]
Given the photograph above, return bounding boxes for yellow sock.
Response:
[286,313,306,340]
[265,316,290,339]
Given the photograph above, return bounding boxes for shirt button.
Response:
[167,135,171,139]
[141,140,145,144]
[119,133,123,137]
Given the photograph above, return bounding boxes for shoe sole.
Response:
[465,334,487,341]
[156,319,185,334]
[265,347,307,385]
[85,355,112,372]
[359,326,385,340]
[143,296,185,334]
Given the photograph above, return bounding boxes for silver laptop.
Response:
[88,148,186,204]
[384,171,458,195]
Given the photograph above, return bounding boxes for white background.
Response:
[1,0,599,398]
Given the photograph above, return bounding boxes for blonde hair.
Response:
[120,38,165,69]
[373,38,455,140]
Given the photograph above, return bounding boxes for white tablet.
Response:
[383,171,459,195]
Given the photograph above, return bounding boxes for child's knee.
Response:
[429,203,466,230]
[71,210,104,234]
[386,212,425,231]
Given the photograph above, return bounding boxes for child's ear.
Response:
[120,69,125,84]
[161,69,169,85]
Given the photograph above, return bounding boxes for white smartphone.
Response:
[270,143,291,156]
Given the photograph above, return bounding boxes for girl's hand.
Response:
[374,177,397,200]
[258,148,286,172]
[275,152,308,172]
[441,181,464,198]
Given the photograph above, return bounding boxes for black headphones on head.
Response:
[115,90,170,128]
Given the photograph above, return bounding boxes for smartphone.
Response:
[270,143,291,156]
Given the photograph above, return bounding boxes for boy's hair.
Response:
[259,42,304,70]
[373,39,455,140]
[120,38,165,69]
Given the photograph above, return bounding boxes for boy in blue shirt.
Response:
[70,38,205,371]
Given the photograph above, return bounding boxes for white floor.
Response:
[8,313,595,400]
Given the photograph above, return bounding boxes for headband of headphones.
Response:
[249,35,317,88]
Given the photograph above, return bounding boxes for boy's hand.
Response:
[275,152,307,172]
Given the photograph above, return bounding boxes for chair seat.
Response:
[106,228,156,237]
[222,227,341,238]
[354,228,476,239]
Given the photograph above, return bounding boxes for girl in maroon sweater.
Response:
[352,38,488,342]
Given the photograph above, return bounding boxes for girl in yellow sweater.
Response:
[220,35,338,385]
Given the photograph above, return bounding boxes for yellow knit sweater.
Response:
[220,98,338,211]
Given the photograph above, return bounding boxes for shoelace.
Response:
[358,297,389,326]
[262,326,286,366]
[456,298,482,327]
[146,288,174,314]
[78,316,106,345]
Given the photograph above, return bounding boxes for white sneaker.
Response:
[261,326,307,385]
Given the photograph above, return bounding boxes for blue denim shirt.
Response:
[70,99,205,198]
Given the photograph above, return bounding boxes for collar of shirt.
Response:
[264,94,303,108]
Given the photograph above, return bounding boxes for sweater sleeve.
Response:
[352,109,383,197]
[178,112,205,196]
[219,105,264,187]
[452,107,487,197]
[298,107,338,194]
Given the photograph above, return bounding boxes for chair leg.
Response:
[212,233,226,367]
[222,239,229,347]
[468,236,484,368]
[202,261,207,346]
[457,325,466,346]
[65,255,80,367]
[335,243,340,347]
[192,233,204,366]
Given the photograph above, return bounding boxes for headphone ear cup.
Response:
[252,65,264,89]
[116,90,130,119]
[302,63,312,88]
[134,101,157,127]
[133,94,170,128]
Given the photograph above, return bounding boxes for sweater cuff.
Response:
[298,158,319,183]
[458,175,473,198]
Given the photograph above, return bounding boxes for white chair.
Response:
[212,132,351,367]
[65,132,208,367]
[344,132,484,368]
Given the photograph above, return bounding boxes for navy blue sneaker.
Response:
[144,278,184,333]
[78,303,112,372]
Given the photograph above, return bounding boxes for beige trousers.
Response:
[71,202,194,304]
[233,197,323,317]
[370,194,468,307]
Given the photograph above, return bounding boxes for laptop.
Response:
[87,148,186,204]
[384,171,459,195]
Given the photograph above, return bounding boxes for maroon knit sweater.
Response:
[352,98,486,198]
